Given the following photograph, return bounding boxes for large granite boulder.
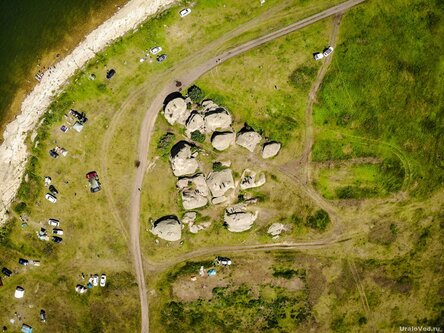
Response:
[204,108,232,133]
[267,223,287,236]
[206,169,235,198]
[169,141,199,177]
[224,204,257,232]
[236,130,262,152]
[164,97,189,125]
[177,174,209,210]
[211,131,235,151]
[240,169,266,190]
[262,141,281,159]
[151,216,181,241]
[185,111,205,135]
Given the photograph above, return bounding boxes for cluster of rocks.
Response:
[152,96,284,241]
[267,222,288,238]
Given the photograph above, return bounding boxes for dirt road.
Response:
[128,0,366,331]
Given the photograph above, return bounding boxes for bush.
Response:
[212,162,225,172]
[13,202,28,214]
[288,65,317,90]
[306,209,330,231]
[187,85,204,103]
[190,130,205,143]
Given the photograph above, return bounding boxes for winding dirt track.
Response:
[128,0,366,331]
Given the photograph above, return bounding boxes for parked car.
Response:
[179,8,191,17]
[48,218,60,227]
[100,274,107,287]
[45,193,57,203]
[2,267,12,277]
[86,171,101,193]
[53,228,64,235]
[156,54,167,63]
[52,236,63,244]
[93,274,99,287]
[70,109,88,124]
[150,46,162,54]
[106,69,116,79]
[75,284,87,294]
[18,258,29,266]
[216,256,232,266]
[323,46,334,57]
[49,149,59,158]
[313,52,324,61]
[49,185,58,195]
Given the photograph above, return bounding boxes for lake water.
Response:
[0,0,124,132]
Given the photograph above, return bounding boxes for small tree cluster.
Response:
[187,85,204,103]
[305,209,330,231]
[191,130,205,143]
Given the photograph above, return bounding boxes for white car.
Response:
[100,274,107,287]
[53,228,64,235]
[323,46,334,57]
[313,52,324,61]
[45,193,57,203]
[75,285,87,294]
[150,46,162,55]
[48,218,60,227]
[179,8,191,17]
[93,274,99,287]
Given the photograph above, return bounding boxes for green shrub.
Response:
[13,202,28,214]
[190,130,205,143]
[212,162,225,172]
[187,85,204,103]
[306,209,330,231]
[288,65,317,90]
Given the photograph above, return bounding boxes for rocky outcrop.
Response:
[185,111,205,135]
[236,130,262,152]
[224,204,257,232]
[206,169,235,198]
[151,216,181,241]
[182,212,197,224]
[177,174,209,210]
[169,141,199,177]
[211,131,235,151]
[201,100,219,112]
[240,169,266,190]
[189,221,211,234]
[164,97,189,125]
[204,108,232,133]
[267,223,287,236]
[262,141,281,159]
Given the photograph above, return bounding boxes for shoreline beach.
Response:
[0,0,176,225]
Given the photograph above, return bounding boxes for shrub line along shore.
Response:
[0,0,176,225]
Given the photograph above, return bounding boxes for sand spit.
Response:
[0,0,176,224]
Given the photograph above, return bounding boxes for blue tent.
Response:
[207,269,217,276]
[21,324,33,333]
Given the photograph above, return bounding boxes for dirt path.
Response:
[282,13,343,183]
[127,1,366,331]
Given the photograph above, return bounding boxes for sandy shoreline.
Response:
[0,0,176,225]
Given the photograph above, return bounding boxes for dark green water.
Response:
[0,0,122,129]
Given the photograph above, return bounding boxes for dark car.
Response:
[70,109,88,124]
[52,236,63,244]
[106,69,116,79]
[2,267,12,277]
[49,185,58,195]
[156,54,167,63]
[49,149,59,158]
[86,171,101,193]
[18,258,29,266]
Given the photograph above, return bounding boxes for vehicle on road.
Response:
[323,46,334,57]
[313,52,324,60]
[52,236,63,244]
[86,171,101,193]
[100,274,107,287]
[48,218,60,227]
[45,193,57,203]
[150,46,162,54]
[93,274,99,286]
[106,69,116,79]
[179,8,191,17]
[53,228,64,235]
[156,54,167,63]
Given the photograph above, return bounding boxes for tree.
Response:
[191,130,205,143]
[187,85,204,103]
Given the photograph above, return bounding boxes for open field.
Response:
[0,0,443,331]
